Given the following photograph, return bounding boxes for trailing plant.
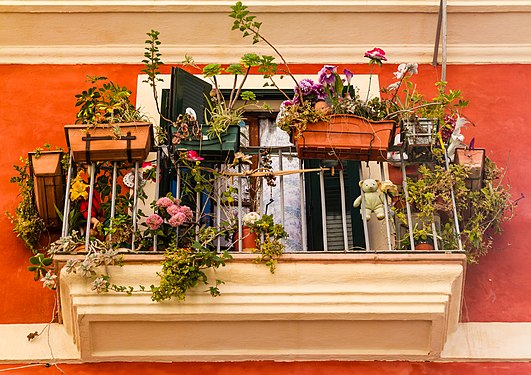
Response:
[6,144,66,253]
[246,213,288,273]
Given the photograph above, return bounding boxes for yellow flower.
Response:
[70,173,89,201]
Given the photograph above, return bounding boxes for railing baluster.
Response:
[237,164,243,252]
[379,162,393,251]
[444,151,463,251]
[358,166,371,251]
[131,161,139,251]
[61,152,74,237]
[401,160,415,251]
[278,149,285,226]
[109,162,118,243]
[84,163,96,251]
[153,150,161,252]
[319,168,328,251]
[339,168,349,251]
[299,158,308,251]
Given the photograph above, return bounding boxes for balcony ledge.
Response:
[57,253,466,362]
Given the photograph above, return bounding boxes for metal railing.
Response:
[61,144,464,254]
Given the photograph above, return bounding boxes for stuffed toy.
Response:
[353,178,386,221]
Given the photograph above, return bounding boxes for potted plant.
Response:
[64,76,153,164]
[244,213,288,273]
[28,146,66,229]
[142,30,274,162]
[233,211,260,252]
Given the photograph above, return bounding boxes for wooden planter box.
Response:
[295,115,396,161]
[174,125,240,163]
[28,150,65,229]
[65,122,153,164]
[455,148,485,191]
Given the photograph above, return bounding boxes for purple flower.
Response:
[317,66,337,87]
[293,79,325,104]
[146,214,163,230]
[343,68,354,85]
[156,197,173,208]
[169,212,187,227]
[364,47,387,62]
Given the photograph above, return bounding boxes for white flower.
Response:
[243,211,260,226]
[393,63,418,79]
[40,272,57,289]
[387,81,401,91]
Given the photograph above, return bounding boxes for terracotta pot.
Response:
[415,241,434,251]
[233,226,258,252]
[64,122,153,164]
[455,148,485,191]
[295,115,396,161]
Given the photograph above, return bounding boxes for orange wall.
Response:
[2,361,531,374]
[0,63,530,325]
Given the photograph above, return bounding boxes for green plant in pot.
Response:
[65,75,152,164]
[142,30,276,148]
[242,212,288,273]
[395,160,515,262]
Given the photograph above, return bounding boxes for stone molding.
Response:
[57,253,466,362]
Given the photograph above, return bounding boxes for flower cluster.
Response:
[146,196,194,230]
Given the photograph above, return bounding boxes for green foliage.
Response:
[249,214,288,273]
[75,76,146,127]
[151,244,233,302]
[396,159,514,262]
[6,155,46,253]
[27,253,53,281]
[276,100,330,138]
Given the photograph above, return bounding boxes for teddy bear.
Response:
[353,178,386,221]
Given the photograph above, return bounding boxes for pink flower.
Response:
[169,212,187,227]
[156,197,174,208]
[166,204,180,216]
[146,214,163,230]
[364,48,387,63]
[178,205,194,220]
[186,150,204,161]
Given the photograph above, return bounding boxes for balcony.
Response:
[51,134,467,361]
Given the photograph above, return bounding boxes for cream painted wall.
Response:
[1,1,531,64]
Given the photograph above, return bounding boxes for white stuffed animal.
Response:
[353,179,386,221]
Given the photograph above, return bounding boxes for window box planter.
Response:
[28,150,65,229]
[294,115,396,161]
[64,122,153,164]
[174,125,241,163]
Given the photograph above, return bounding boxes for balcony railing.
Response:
[59,143,464,255]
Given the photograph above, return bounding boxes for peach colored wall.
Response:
[0,63,529,325]
[2,361,531,374]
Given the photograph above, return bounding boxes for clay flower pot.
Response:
[233,226,258,252]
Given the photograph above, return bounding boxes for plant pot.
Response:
[233,226,257,252]
[295,114,396,161]
[28,150,65,229]
[65,122,153,164]
[454,148,485,191]
[414,240,434,251]
[401,118,439,162]
[175,125,241,163]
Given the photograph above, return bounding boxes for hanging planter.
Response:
[454,148,485,191]
[294,115,396,161]
[64,122,153,164]
[401,118,439,162]
[28,150,65,229]
[174,125,241,163]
